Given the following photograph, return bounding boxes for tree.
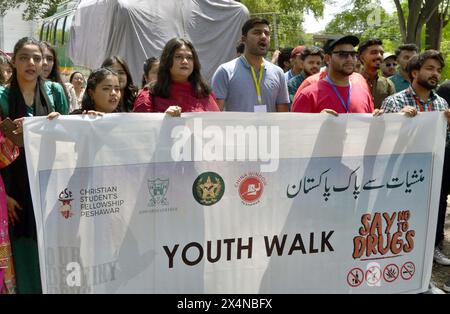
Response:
[325,1,402,51]
[325,0,450,50]
[393,0,445,48]
[240,0,327,48]
[0,0,65,20]
[240,0,325,17]
[425,0,450,49]
[439,19,450,78]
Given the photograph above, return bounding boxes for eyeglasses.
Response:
[331,51,358,59]
[385,63,397,67]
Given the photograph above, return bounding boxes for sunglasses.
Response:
[385,63,397,67]
[331,51,358,59]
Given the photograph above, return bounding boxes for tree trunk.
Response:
[394,0,407,42]
[404,0,423,47]
[425,10,444,50]
[396,0,444,49]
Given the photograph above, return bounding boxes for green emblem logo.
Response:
[148,178,169,207]
[192,172,225,206]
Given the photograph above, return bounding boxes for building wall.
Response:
[0,6,38,53]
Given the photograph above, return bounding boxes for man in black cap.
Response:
[291,35,374,114]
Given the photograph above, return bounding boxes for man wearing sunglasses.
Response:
[381,53,397,78]
[291,35,374,114]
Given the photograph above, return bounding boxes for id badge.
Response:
[254,104,267,112]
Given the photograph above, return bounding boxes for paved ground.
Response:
[431,196,450,292]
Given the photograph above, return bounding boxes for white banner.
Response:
[24,112,447,294]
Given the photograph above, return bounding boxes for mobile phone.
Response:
[0,118,24,147]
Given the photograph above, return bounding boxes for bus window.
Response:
[47,22,53,42]
[63,15,74,46]
[56,18,65,45]
[52,19,59,45]
[40,23,46,41]
[45,23,51,42]
[61,16,68,44]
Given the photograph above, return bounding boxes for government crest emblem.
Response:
[192,172,225,206]
[148,178,169,207]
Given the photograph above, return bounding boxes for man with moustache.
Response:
[287,46,324,103]
[358,39,395,109]
[381,50,450,271]
[291,35,374,114]
[212,17,289,112]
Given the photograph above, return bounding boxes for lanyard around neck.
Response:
[412,95,433,112]
[243,56,264,104]
[326,75,352,113]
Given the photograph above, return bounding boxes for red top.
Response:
[291,79,374,113]
[132,81,220,113]
[293,71,370,104]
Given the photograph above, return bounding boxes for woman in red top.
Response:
[132,38,219,115]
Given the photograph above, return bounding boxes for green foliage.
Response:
[325,2,402,51]
[0,0,65,20]
[240,0,326,49]
[241,0,325,17]
[439,22,450,80]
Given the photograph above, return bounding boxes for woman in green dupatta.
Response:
[0,37,68,294]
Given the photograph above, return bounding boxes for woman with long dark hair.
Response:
[0,37,68,294]
[41,42,70,104]
[101,56,137,112]
[133,38,219,114]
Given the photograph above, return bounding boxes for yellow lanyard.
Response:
[244,57,264,104]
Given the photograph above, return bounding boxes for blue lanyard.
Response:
[326,75,352,113]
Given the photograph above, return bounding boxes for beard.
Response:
[304,67,320,77]
[417,76,438,90]
[335,64,355,76]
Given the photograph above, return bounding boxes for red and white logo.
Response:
[236,172,266,205]
[58,188,74,219]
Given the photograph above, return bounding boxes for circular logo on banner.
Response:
[347,268,364,288]
[383,264,399,283]
[401,262,415,280]
[193,172,225,206]
[365,265,381,286]
[238,174,265,205]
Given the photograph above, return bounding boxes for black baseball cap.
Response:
[323,35,360,54]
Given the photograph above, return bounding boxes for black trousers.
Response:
[436,145,450,247]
